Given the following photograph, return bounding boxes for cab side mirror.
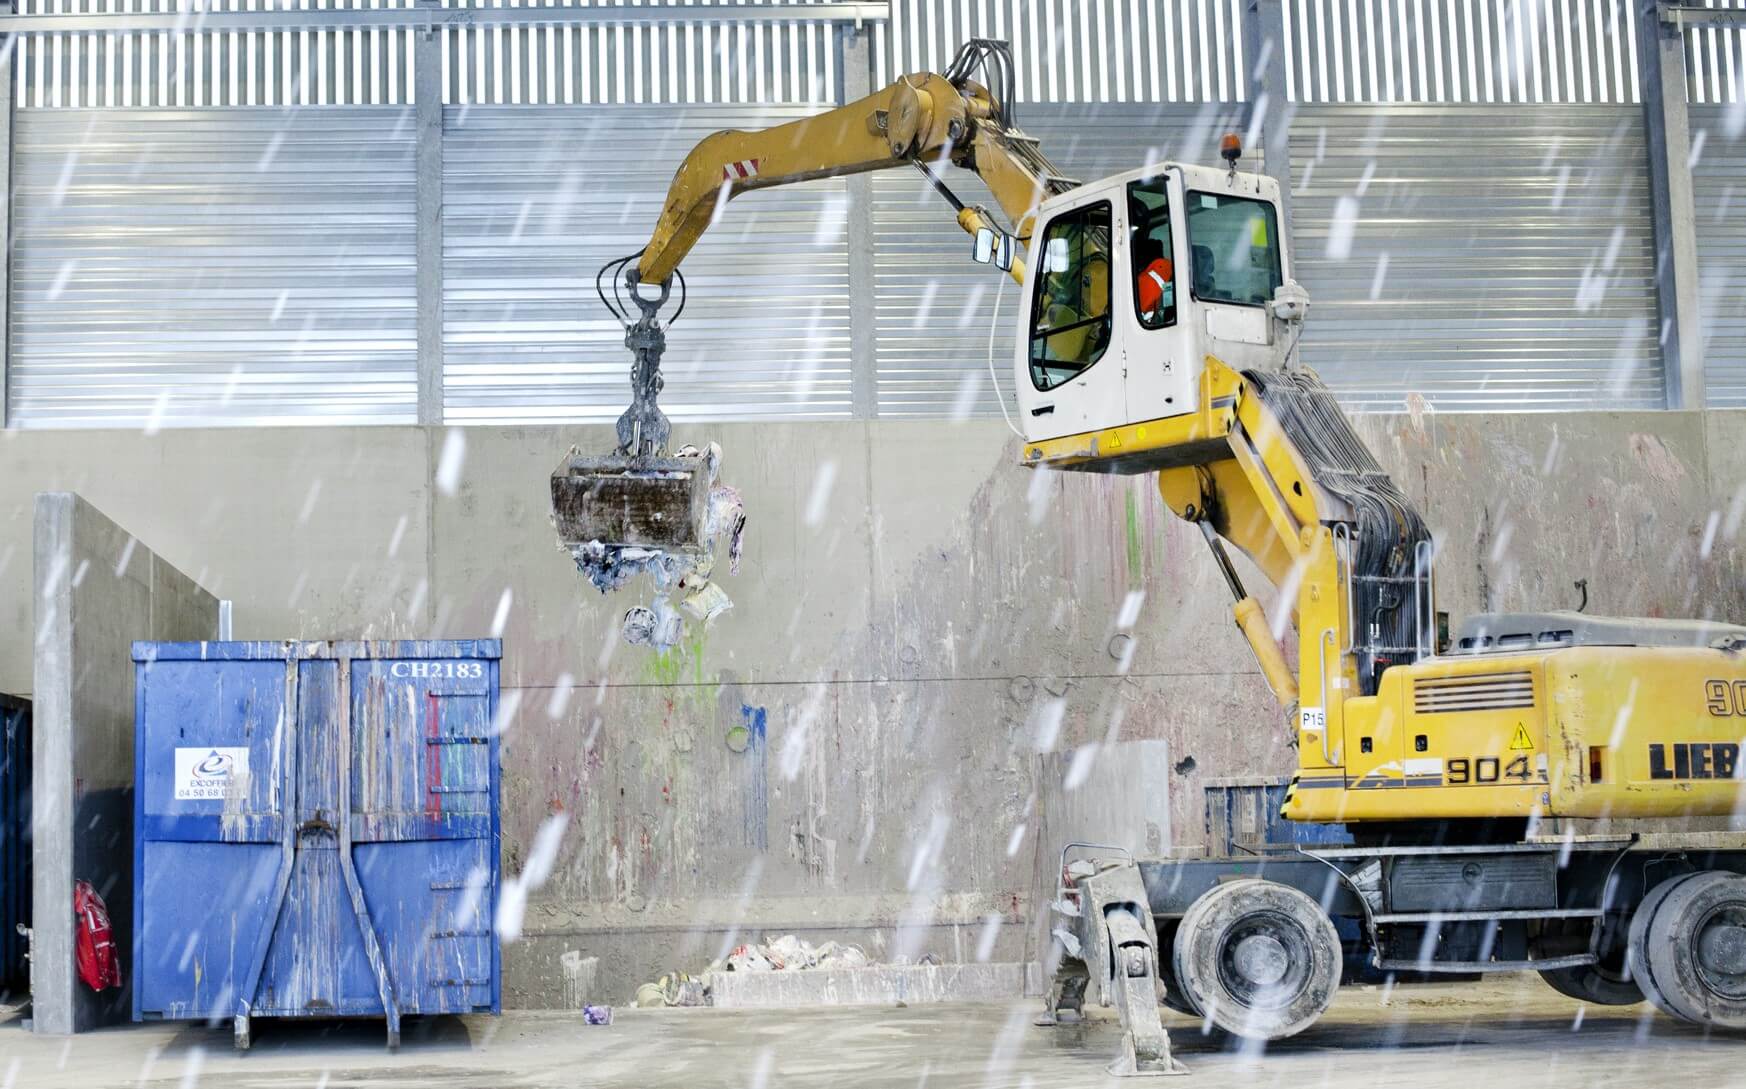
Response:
[971,226,1016,272]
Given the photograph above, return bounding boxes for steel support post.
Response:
[415,2,443,426]
[1639,1,1705,408]
[1244,0,1293,248]
[839,22,878,419]
[0,8,15,429]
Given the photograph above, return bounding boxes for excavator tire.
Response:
[1152,923,1201,1016]
[1538,962,1644,1007]
[1534,915,1642,1006]
[1627,871,1705,1019]
[1171,878,1340,1040]
[1629,870,1746,1029]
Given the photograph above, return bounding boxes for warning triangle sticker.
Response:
[1509,724,1534,751]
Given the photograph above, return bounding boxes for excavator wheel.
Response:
[1534,916,1643,1006]
[1171,879,1341,1040]
[1153,922,1203,1016]
[1627,871,1704,1017]
[1539,962,1644,1007]
[1629,870,1746,1029]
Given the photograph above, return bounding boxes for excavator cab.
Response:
[1006,154,1297,451]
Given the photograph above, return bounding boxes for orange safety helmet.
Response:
[1137,257,1174,314]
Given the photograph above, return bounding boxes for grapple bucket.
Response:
[551,452,712,551]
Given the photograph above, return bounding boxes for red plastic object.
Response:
[74,879,121,992]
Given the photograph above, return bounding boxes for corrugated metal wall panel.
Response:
[10,0,841,107]
[1691,105,1746,407]
[15,0,420,108]
[10,108,418,428]
[1286,0,1640,104]
[872,103,1247,418]
[876,0,1246,103]
[1685,1,1746,104]
[1290,104,1661,411]
[440,18,835,105]
[442,105,852,423]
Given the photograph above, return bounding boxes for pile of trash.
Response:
[630,934,881,1008]
[716,934,871,974]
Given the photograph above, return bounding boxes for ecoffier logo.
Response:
[174,746,251,800]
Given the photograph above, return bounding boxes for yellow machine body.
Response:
[1287,646,1746,822]
[1026,358,1746,826]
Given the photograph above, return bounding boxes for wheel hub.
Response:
[1697,917,1746,980]
[1231,934,1290,987]
[1215,912,1313,1009]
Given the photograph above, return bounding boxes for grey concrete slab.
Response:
[30,494,218,1034]
[0,976,1736,1089]
[705,962,1026,1007]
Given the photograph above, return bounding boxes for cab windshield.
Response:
[1185,191,1282,308]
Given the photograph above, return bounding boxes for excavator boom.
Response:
[554,40,1076,558]
[634,39,1075,287]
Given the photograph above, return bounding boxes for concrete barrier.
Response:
[31,493,218,1034]
[704,962,1027,1008]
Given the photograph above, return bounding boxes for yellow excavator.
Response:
[554,39,1746,1075]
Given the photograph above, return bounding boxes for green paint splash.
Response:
[640,629,712,689]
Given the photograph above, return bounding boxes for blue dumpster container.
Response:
[131,640,502,1048]
[0,694,29,995]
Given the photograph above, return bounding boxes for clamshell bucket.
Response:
[550,452,713,552]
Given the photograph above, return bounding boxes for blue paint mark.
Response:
[740,705,768,852]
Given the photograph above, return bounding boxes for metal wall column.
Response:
[839,23,877,419]
[415,2,444,426]
[1639,1,1704,408]
[0,8,14,430]
[1245,0,1292,244]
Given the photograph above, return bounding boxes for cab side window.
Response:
[1028,201,1112,392]
[1127,178,1175,330]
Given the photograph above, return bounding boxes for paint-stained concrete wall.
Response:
[0,412,1741,1004]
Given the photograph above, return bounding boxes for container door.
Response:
[135,655,287,1021]
[253,657,383,1016]
[350,655,497,1014]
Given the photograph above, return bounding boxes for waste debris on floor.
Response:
[633,935,916,1007]
[719,935,873,974]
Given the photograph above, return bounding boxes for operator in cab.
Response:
[1137,256,1174,325]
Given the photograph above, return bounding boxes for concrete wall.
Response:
[2,412,1742,1005]
[31,493,218,1033]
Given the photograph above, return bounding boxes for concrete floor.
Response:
[1,977,1740,1088]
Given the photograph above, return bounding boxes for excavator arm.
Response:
[1022,357,1434,790]
[632,39,1078,288]
[554,41,1080,561]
